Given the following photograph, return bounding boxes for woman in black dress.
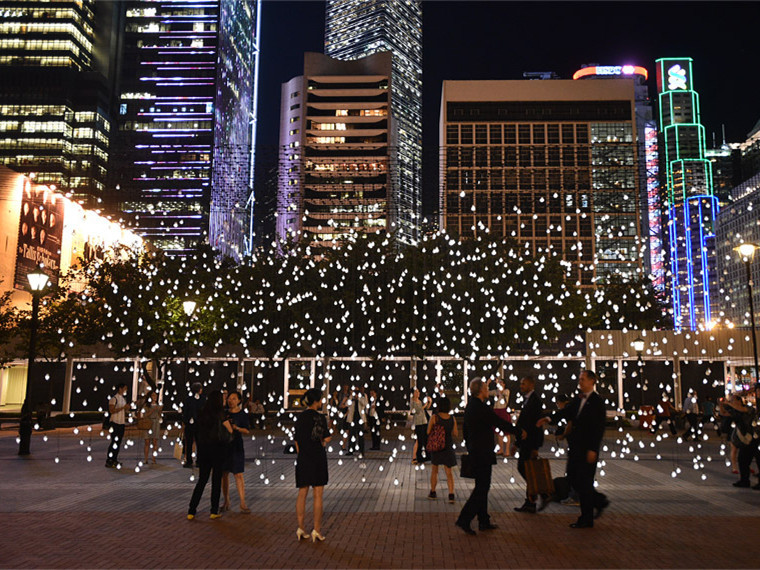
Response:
[295,388,331,542]
[187,390,233,520]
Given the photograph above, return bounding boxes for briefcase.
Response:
[525,458,555,496]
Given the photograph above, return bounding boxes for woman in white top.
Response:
[138,392,163,464]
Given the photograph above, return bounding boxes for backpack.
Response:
[427,415,446,452]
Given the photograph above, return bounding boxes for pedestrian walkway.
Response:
[1,426,759,568]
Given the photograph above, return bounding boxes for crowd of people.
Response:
[101,370,760,540]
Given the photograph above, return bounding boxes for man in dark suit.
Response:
[514,376,546,513]
[566,369,609,528]
[455,377,523,535]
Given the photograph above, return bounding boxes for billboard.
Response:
[14,181,64,289]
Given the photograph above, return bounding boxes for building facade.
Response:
[111,0,260,257]
[573,64,665,295]
[277,52,392,247]
[716,172,760,328]
[0,0,118,207]
[656,58,718,331]
[325,0,421,244]
[439,80,644,286]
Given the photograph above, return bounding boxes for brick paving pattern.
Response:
[1,425,759,568]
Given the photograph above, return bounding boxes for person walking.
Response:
[682,389,700,440]
[455,378,522,535]
[514,375,547,514]
[182,382,205,468]
[344,386,368,456]
[651,395,677,435]
[105,383,130,468]
[368,389,383,450]
[295,388,331,542]
[427,395,458,503]
[221,391,251,513]
[138,392,162,464]
[187,390,233,520]
[723,386,760,489]
[410,388,431,464]
[566,370,609,529]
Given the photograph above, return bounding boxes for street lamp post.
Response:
[18,270,50,456]
[632,337,645,410]
[182,301,197,389]
[736,243,760,386]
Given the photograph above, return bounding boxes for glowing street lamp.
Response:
[632,337,645,410]
[18,270,50,456]
[735,243,760,386]
[183,300,197,318]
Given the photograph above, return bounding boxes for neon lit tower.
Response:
[656,58,718,330]
[112,0,261,258]
[325,0,421,244]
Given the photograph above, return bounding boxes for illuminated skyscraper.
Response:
[112,0,261,257]
[0,0,117,206]
[325,0,421,244]
[656,58,718,331]
[277,52,392,246]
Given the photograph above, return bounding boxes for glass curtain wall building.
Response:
[439,80,643,286]
[716,173,760,328]
[112,0,260,257]
[656,58,718,331]
[0,0,115,206]
[573,64,664,295]
[325,0,421,244]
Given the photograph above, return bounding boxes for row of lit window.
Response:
[308,162,386,172]
[126,8,212,18]
[126,22,216,33]
[2,7,92,31]
[136,39,210,49]
[0,55,78,67]
[446,122,633,146]
[0,22,92,52]
[0,38,83,57]
[124,121,213,131]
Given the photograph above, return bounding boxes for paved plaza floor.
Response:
[1,424,759,569]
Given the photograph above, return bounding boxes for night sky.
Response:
[254,1,760,226]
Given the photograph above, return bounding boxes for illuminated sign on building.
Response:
[14,181,64,289]
[572,65,648,81]
[667,64,688,91]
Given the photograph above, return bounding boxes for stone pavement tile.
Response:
[2,512,760,569]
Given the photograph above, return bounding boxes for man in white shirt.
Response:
[105,383,130,468]
[682,389,700,441]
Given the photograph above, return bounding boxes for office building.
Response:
[574,64,665,295]
[277,52,392,247]
[325,0,421,244]
[716,173,760,328]
[111,0,261,257]
[705,144,741,205]
[439,79,644,286]
[0,0,118,207]
[656,58,718,331]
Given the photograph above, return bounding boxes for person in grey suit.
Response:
[455,377,523,535]
[566,369,609,528]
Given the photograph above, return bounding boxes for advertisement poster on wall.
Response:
[14,183,64,289]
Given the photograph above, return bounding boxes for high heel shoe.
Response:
[296,528,309,541]
[311,529,325,542]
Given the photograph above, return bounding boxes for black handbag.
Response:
[460,453,475,478]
